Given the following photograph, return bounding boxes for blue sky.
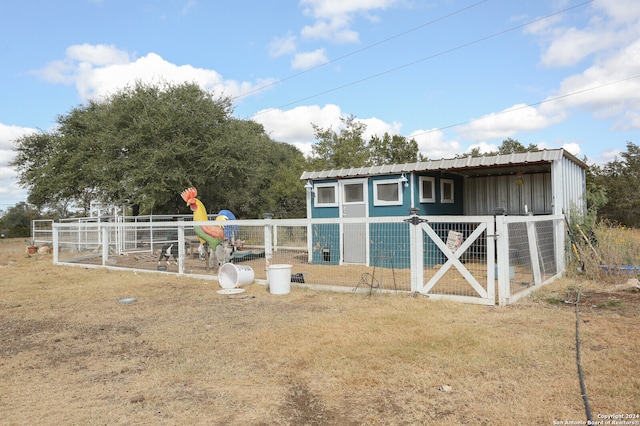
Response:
[1,0,640,210]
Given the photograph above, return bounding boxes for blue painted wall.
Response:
[311,223,340,265]
[308,173,465,266]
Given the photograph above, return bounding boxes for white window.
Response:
[419,176,435,203]
[315,183,338,207]
[373,179,403,206]
[441,179,454,203]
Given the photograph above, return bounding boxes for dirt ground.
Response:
[1,238,639,425]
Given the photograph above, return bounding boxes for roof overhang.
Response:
[300,149,587,180]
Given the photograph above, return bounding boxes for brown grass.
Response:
[1,238,639,425]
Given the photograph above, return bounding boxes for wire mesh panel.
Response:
[31,220,53,244]
[51,214,564,305]
[419,218,493,304]
[503,215,562,304]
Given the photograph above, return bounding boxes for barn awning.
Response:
[300,149,587,180]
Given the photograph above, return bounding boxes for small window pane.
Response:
[422,180,433,199]
[420,176,435,203]
[443,183,452,200]
[344,183,364,203]
[441,179,454,203]
[317,186,335,204]
[377,183,398,202]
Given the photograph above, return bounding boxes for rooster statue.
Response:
[180,187,236,257]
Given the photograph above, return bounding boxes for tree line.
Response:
[1,81,639,237]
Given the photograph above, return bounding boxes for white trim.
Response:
[314,182,338,207]
[373,179,403,206]
[419,176,435,203]
[440,179,454,203]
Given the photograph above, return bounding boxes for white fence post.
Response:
[178,220,185,274]
[555,217,566,276]
[52,222,59,264]
[526,220,542,285]
[263,214,273,265]
[486,218,496,303]
[495,214,510,306]
[405,211,424,293]
[101,225,109,266]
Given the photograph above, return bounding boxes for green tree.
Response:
[369,133,422,165]
[0,202,41,238]
[458,138,539,158]
[593,142,640,227]
[308,115,369,169]
[498,138,538,154]
[11,81,305,218]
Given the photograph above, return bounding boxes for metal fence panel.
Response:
[49,214,565,305]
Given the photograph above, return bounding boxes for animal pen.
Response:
[41,212,567,306]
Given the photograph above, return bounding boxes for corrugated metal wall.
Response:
[463,158,586,216]
[463,173,553,215]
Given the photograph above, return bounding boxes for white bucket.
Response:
[219,263,254,289]
[267,264,293,295]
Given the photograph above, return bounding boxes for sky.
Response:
[1,0,640,211]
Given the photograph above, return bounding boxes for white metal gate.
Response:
[412,216,496,305]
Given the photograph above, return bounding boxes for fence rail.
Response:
[45,214,566,305]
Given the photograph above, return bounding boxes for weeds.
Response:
[569,220,640,284]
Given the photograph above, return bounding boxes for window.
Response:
[343,182,364,203]
[419,176,435,203]
[441,179,454,203]
[373,179,402,206]
[315,183,338,207]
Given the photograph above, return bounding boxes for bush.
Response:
[578,220,640,283]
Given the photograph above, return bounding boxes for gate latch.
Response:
[403,216,428,226]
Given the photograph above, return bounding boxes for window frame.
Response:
[419,176,436,203]
[373,179,403,206]
[440,178,455,203]
[314,182,338,207]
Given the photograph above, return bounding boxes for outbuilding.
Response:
[300,149,588,266]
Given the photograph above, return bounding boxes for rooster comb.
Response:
[181,187,197,202]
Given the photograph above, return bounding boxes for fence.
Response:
[46,213,566,306]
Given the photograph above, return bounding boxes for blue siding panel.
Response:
[311,223,340,265]
[369,222,411,269]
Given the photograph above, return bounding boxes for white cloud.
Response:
[359,116,402,141]
[408,128,462,160]
[536,0,640,68]
[0,123,36,154]
[252,104,343,156]
[456,104,566,142]
[0,123,38,209]
[300,16,360,44]
[298,0,399,43]
[540,27,615,68]
[300,0,398,20]
[253,104,411,158]
[462,1,640,147]
[33,44,276,102]
[548,39,640,129]
[593,0,640,25]
[292,48,329,70]
[268,33,297,58]
[66,43,131,66]
[466,141,500,155]
[561,142,582,157]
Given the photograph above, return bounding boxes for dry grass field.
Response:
[1,237,639,425]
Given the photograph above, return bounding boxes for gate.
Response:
[406,213,565,306]
[409,215,496,305]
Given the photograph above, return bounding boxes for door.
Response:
[341,179,367,264]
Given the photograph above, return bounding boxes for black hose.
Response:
[575,285,592,422]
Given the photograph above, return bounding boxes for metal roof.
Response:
[300,149,588,180]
